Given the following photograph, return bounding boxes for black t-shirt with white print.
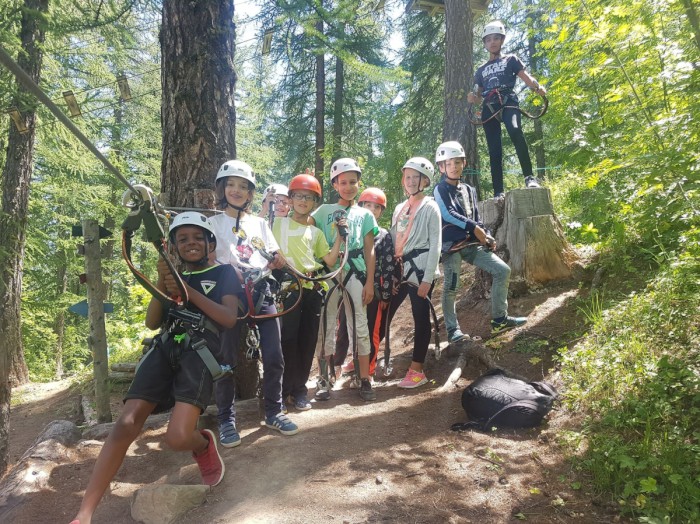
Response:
[474,54,526,96]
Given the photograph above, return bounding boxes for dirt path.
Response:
[8,279,621,523]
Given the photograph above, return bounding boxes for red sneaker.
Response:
[193,429,225,486]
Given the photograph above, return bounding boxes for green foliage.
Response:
[557,234,700,521]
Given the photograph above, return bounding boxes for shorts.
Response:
[124,336,215,412]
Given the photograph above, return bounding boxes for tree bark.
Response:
[314,18,326,195]
[443,0,479,195]
[0,0,48,477]
[53,259,68,379]
[680,0,700,54]
[471,188,578,298]
[0,420,81,521]
[526,3,546,179]
[332,54,344,162]
[160,0,237,207]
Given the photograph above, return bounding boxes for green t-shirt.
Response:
[312,203,378,271]
[272,217,330,289]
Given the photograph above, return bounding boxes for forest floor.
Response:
[7,269,625,524]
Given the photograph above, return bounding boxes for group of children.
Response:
[70,139,529,524]
[71,18,545,521]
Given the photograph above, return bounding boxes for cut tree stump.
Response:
[472,188,578,298]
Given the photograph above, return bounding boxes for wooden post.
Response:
[82,219,112,423]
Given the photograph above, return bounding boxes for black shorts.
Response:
[124,337,214,412]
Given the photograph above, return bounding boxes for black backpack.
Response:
[451,369,558,432]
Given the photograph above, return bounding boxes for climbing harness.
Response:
[468,88,548,126]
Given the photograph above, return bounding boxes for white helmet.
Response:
[330,157,362,182]
[435,141,466,163]
[261,183,289,201]
[483,20,506,39]
[402,157,435,181]
[168,212,216,243]
[216,159,256,189]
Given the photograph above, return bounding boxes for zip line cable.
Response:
[0,45,139,196]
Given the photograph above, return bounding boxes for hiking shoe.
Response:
[265,413,300,435]
[315,376,331,401]
[218,421,241,448]
[525,176,540,188]
[293,395,312,411]
[398,369,429,389]
[342,360,355,374]
[448,329,470,343]
[491,315,527,334]
[193,429,225,486]
[359,378,376,401]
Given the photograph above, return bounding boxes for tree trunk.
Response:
[526,4,546,179]
[471,188,578,298]
[53,260,68,379]
[443,0,479,195]
[0,420,81,521]
[0,0,48,477]
[332,54,344,162]
[680,0,700,54]
[314,18,326,195]
[160,0,236,207]
[331,20,346,165]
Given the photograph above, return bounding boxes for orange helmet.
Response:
[289,173,322,198]
[358,187,387,208]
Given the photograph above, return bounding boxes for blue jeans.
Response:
[215,300,285,422]
[441,246,511,334]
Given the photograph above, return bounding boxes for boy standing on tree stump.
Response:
[468,20,548,198]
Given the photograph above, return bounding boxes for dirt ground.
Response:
[6,272,623,523]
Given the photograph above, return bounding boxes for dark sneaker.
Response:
[193,429,225,486]
[491,316,527,334]
[293,395,312,411]
[448,329,470,343]
[525,176,540,188]
[315,376,331,401]
[359,378,376,401]
[218,421,241,448]
[265,413,300,435]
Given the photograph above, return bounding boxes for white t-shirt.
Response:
[210,212,280,271]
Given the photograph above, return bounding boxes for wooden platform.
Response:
[406,0,490,16]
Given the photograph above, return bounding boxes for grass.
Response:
[556,246,700,522]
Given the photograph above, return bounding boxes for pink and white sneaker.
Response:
[398,369,428,389]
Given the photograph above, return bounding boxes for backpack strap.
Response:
[482,399,545,431]
[530,381,558,398]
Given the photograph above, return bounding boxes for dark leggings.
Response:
[387,283,434,365]
[280,287,324,399]
[482,102,533,195]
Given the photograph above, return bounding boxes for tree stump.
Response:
[471,188,578,298]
